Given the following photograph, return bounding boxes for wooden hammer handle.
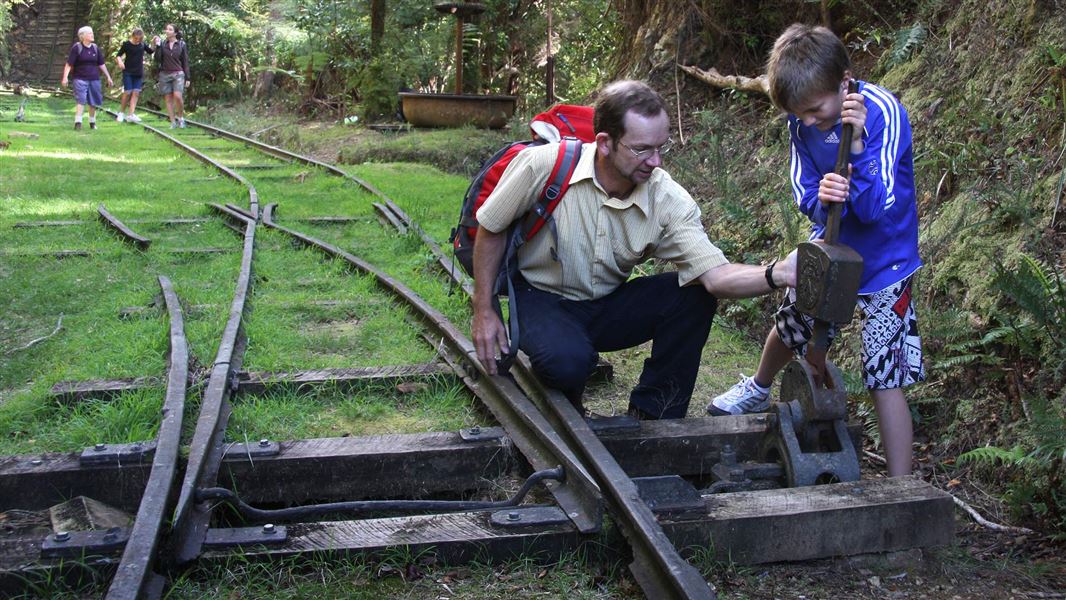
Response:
[824,79,859,245]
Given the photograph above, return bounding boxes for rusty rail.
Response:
[97,204,151,250]
[105,276,188,600]
[117,110,262,572]
[261,203,603,534]
[374,199,716,599]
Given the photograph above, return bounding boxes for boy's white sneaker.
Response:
[126,113,140,123]
[116,113,125,123]
[170,120,177,129]
[707,375,770,416]
[178,118,186,128]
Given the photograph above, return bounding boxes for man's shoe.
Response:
[116,113,124,123]
[178,118,186,128]
[707,375,770,416]
[89,121,97,130]
[74,122,82,131]
[170,120,177,129]
[126,114,141,123]
[626,403,657,421]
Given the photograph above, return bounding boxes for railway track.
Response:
[0,91,955,599]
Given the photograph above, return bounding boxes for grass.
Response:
[0,92,492,455]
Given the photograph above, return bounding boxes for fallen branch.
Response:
[863,450,887,464]
[250,123,282,138]
[6,314,63,355]
[678,64,770,97]
[950,493,1035,535]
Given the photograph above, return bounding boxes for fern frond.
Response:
[932,353,992,370]
[882,23,926,69]
[957,445,1026,466]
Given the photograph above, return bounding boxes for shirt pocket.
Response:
[609,230,653,270]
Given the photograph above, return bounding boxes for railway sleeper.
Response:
[0,476,953,594]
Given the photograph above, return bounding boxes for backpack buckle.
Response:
[543,184,561,201]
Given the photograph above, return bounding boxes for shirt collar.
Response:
[572,142,652,216]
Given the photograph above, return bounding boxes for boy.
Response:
[706,24,924,477]
[115,28,155,123]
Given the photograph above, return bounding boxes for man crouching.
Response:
[472,80,796,419]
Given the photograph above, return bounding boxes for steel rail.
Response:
[117,110,260,221]
[118,112,263,572]
[374,197,716,599]
[105,276,188,600]
[137,107,388,206]
[96,205,151,250]
[165,211,255,569]
[140,106,473,295]
[261,203,603,534]
[509,360,716,599]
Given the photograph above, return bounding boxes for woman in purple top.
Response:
[60,26,114,131]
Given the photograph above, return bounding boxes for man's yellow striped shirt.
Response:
[477,141,728,301]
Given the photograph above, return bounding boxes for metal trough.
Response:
[399,92,517,129]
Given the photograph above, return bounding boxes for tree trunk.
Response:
[254,5,281,99]
[370,0,386,54]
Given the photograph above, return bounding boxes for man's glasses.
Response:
[619,138,675,160]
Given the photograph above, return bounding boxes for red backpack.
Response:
[450,104,596,276]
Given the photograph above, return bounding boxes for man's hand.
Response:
[471,226,510,375]
[776,248,798,289]
[818,166,851,206]
[105,76,113,87]
[472,308,509,375]
[60,78,68,88]
[841,88,866,154]
[116,58,125,71]
[184,80,190,90]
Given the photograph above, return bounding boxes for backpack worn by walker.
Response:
[449,104,595,371]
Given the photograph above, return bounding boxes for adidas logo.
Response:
[824,131,840,144]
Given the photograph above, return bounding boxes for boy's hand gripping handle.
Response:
[823,79,859,245]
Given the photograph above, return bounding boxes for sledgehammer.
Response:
[795,80,863,387]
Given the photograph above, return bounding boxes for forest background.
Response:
[1,0,1064,542]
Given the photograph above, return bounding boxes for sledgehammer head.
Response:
[795,240,863,324]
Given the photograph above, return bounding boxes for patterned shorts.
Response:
[774,275,926,390]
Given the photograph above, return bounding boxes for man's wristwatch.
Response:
[765,260,779,290]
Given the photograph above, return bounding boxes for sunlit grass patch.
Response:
[228,378,474,440]
[0,387,164,454]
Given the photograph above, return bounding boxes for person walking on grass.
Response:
[154,23,189,129]
[60,26,113,131]
[115,28,155,123]
[706,24,925,477]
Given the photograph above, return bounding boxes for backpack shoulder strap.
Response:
[523,138,583,240]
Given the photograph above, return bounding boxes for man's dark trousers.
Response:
[515,272,717,419]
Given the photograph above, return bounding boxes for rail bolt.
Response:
[263,523,276,535]
[54,531,70,542]
[259,439,270,448]
[470,425,481,436]
[94,443,106,452]
[507,511,520,522]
